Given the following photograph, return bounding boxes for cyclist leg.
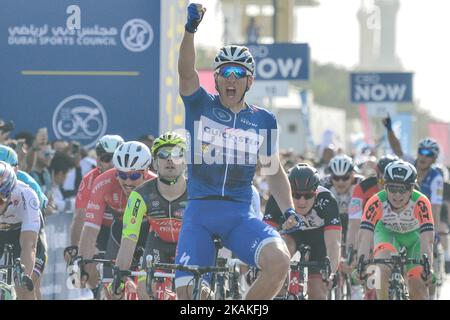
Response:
[4,230,35,300]
[305,231,328,300]
[224,215,290,300]
[373,223,399,300]
[175,200,218,300]
[139,232,176,300]
[32,229,47,300]
[101,219,122,296]
[273,234,296,298]
[402,232,428,300]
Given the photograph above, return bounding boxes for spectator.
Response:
[316,144,336,178]
[49,152,75,213]
[57,140,82,198]
[29,143,54,200]
[0,119,14,145]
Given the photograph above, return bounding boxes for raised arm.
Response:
[382,115,404,158]
[178,4,206,96]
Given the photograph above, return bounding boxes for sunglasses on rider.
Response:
[332,175,351,182]
[418,148,436,158]
[156,149,184,160]
[117,171,143,181]
[99,153,113,163]
[385,184,412,195]
[292,191,317,200]
[216,65,250,80]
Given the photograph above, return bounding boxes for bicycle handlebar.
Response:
[357,253,431,281]
[13,258,34,291]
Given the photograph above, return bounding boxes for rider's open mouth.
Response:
[226,87,236,97]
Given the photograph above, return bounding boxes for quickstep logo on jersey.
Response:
[194,116,263,165]
[52,94,107,149]
[212,107,232,123]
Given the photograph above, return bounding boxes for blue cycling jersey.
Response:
[419,166,443,205]
[182,87,278,203]
[16,170,48,209]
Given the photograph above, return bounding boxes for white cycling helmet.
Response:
[418,137,440,156]
[329,155,354,176]
[96,135,124,156]
[113,141,152,172]
[213,45,255,75]
[0,161,17,199]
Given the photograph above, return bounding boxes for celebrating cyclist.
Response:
[175,3,292,300]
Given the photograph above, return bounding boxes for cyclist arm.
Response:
[324,195,342,272]
[347,187,365,257]
[357,195,382,261]
[19,231,38,277]
[261,154,294,213]
[420,231,434,265]
[416,196,435,262]
[386,130,404,158]
[78,174,107,259]
[78,224,100,260]
[430,174,444,232]
[324,230,340,273]
[382,116,404,157]
[116,191,146,271]
[70,208,85,246]
[19,188,41,276]
[178,27,199,96]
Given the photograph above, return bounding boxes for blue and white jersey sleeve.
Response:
[20,186,42,233]
[250,185,262,220]
[430,173,444,205]
[17,170,48,209]
[258,111,278,158]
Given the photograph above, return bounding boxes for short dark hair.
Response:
[138,134,155,143]
[50,152,74,175]
[15,131,34,147]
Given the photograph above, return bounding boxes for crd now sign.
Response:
[351,72,413,103]
[245,43,310,81]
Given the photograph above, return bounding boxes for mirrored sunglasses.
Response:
[217,65,249,79]
[156,149,184,160]
[117,171,143,181]
[418,148,436,158]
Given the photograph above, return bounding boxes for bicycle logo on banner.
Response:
[52,94,107,149]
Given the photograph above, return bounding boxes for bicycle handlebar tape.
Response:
[185,4,206,33]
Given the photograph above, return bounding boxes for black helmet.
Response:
[384,160,417,185]
[288,163,320,192]
[377,154,399,175]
